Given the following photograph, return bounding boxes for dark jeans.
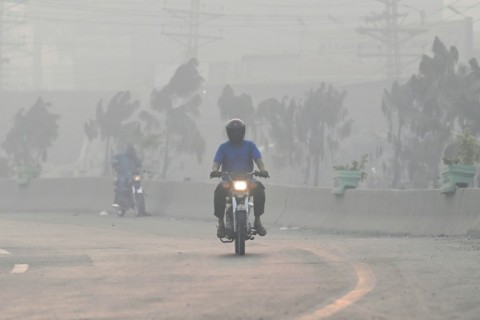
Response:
[214,180,266,219]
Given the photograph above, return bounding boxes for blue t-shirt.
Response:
[214,140,262,173]
[111,152,141,175]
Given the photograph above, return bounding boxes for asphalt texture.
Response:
[1,212,479,320]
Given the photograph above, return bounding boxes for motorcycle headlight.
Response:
[133,175,141,181]
[233,181,247,191]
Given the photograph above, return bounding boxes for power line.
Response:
[0,0,27,90]
[357,0,427,81]
[163,0,222,61]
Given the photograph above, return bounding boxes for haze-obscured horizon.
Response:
[0,0,478,91]
[1,0,479,187]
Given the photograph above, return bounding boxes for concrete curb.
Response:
[1,178,479,237]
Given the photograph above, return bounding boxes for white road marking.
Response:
[1,249,29,274]
[10,264,29,274]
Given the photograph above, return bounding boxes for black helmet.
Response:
[126,144,136,157]
[226,118,245,144]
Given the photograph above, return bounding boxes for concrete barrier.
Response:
[0,178,112,213]
[1,177,480,237]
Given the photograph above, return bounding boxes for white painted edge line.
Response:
[0,249,11,255]
[11,264,29,274]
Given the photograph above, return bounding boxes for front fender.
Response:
[132,184,143,194]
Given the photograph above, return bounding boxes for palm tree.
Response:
[297,84,351,186]
[382,37,468,188]
[136,109,163,176]
[455,58,480,134]
[95,91,140,175]
[3,97,60,168]
[217,85,256,137]
[381,80,415,187]
[150,58,206,179]
[256,97,299,169]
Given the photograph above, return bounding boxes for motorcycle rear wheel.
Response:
[116,208,126,217]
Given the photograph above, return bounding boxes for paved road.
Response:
[0,212,479,320]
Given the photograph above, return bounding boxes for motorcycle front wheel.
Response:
[235,210,247,255]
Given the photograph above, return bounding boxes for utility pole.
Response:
[0,0,5,90]
[447,5,474,59]
[0,0,27,90]
[187,0,199,59]
[163,0,222,61]
[357,0,426,81]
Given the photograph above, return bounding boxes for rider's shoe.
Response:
[112,203,119,208]
[217,218,226,238]
[254,216,267,236]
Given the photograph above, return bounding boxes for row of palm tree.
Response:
[382,37,480,188]
[217,83,352,186]
[84,58,206,179]
[82,36,480,188]
[6,37,476,189]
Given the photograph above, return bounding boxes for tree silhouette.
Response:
[94,91,140,175]
[135,109,162,176]
[217,85,256,136]
[455,58,480,134]
[150,58,206,179]
[297,84,351,186]
[256,97,299,169]
[3,97,59,168]
[381,37,480,188]
[381,80,415,187]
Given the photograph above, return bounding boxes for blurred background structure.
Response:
[0,0,478,187]
[0,0,476,90]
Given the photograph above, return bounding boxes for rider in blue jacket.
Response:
[210,119,269,238]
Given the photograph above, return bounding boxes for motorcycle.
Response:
[113,172,146,217]
[211,171,267,255]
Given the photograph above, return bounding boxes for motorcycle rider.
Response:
[111,144,142,209]
[210,118,270,238]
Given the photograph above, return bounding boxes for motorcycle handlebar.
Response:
[210,171,269,179]
[255,170,270,178]
[210,171,223,178]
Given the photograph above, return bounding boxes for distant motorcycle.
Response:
[211,171,267,255]
[113,172,146,217]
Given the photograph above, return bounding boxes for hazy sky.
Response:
[1,0,478,90]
